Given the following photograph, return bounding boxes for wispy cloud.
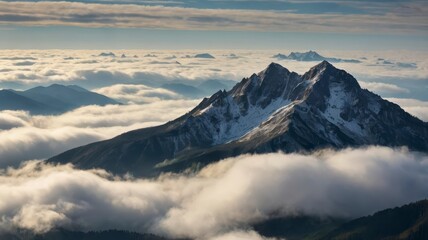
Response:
[0,1,426,34]
[94,84,182,104]
[359,81,410,94]
[386,98,428,121]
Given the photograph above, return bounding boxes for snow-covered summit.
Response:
[49,61,428,177]
[187,61,366,145]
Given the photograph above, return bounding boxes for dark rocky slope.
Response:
[48,61,428,176]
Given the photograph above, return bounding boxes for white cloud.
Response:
[0,147,427,239]
[359,81,410,94]
[0,126,103,168]
[0,100,198,167]
[1,49,428,93]
[94,84,182,104]
[0,110,29,129]
[35,101,198,129]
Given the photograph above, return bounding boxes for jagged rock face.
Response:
[48,61,428,177]
[229,63,301,108]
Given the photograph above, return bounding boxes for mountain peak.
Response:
[302,60,340,81]
[48,83,67,89]
[266,62,286,70]
[314,60,334,70]
[260,62,290,78]
[49,62,428,177]
[302,60,362,99]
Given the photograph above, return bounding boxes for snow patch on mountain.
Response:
[194,94,292,144]
[321,82,364,137]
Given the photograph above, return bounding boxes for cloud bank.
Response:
[0,147,427,239]
[94,84,182,104]
[0,100,198,167]
[1,50,427,93]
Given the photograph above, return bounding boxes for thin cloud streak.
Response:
[0,1,427,34]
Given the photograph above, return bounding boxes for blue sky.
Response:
[0,0,427,49]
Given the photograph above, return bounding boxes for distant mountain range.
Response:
[3,199,426,240]
[48,61,428,177]
[98,52,116,57]
[193,53,215,59]
[183,53,215,59]
[0,84,119,114]
[273,51,361,63]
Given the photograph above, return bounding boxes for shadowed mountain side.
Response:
[0,229,187,240]
[0,89,52,114]
[252,200,428,240]
[319,199,428,240]
[48,61,428,177]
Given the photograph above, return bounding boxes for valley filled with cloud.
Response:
[0,147,427,240]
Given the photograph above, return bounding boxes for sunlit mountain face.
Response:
[0,1,428,240]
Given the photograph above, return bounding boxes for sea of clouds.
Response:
[0,49,427,167]
[0,50,428,239]
[0,147,427,240]
[0,50,427,88]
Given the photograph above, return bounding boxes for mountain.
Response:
[252,200,428,240]
[273,51,361,63]
[273,53,288,59]
[0,229,182,240]
[98,52,116,57]
[48,61,428,177]
[193,53,215,59]
[0,84,119,114]
[254,215,346,240]
[289,50,326,61]
[319,199,428,240]
[22,84,119,109]
[0,89,51,114]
